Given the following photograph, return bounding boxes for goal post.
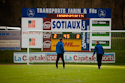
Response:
[27,30,125,65]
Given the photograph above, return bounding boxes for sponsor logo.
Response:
[53,42,80,47]
[14,56,21,61]
[46,55,57,61]
[22,32,41,35]
[29,38,35,46]
[43,40,51,48]
[22,55,45,62]
[43,32,51,38]
[82,20,85,30]
[46,55,61,61]
[27,8,35,17]
[52,20,81,29]
[73,55,96,62]
[92,40,109,46]
[82,32,86,49]
[63,42,79,47]
[65,55,72,61]
[28,20,35,28]
[12,34,17,35]
[37,8,66,13]
[102,55,114,61]
[87,32,90,44]
[92,21,108,24]
[98,9,106,18]
[43,21,51,29]
[81,20,89,30]
[0,33,9,36]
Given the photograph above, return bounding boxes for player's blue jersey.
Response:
[56,41,65,54]
[93,44,104,55]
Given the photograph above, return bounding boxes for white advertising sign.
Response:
[14,52,115,63]
[22,30,42,48]
[21,18,43,29]
[90,18,111,31]
[65,52,115,63]
[90,39,111,49]
[90,18,111,49]
[21,18,43,48]
[14,53,45,63]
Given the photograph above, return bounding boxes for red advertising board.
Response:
[43,32,51,51]
[43,18,51,30]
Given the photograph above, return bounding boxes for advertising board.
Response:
[14,52,115,63]
[21,18,43,48]
[90,18,111,31]
[91,40,111,49]
[43,32,51,51]
[22,31,42,48]
[22,8,111,18]
[21,8,111,50]
[51,19,82,31]
[0,31,21,50]
[51,39,81,51]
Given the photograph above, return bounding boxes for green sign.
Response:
[92,32,109,36]
[92,21,109,27]
[92,40,109,46]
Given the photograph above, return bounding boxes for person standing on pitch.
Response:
[92,41,104,69]
[56,38,65,69]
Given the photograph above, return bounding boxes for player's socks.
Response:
[56,67,58,69]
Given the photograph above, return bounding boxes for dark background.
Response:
[0,0,125,29]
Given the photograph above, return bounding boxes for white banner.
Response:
[14,52,115,63]
[21,18,43,29]
[90,18,111,49]
[21,18,43,48]
[90,18,111,31]
[14,53,45,63]
[22,30,42,48]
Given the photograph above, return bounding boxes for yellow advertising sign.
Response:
[51,39,81,51]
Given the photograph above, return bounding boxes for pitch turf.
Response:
[0,64,125,83]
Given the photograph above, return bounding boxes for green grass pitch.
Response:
[0,64,125,83]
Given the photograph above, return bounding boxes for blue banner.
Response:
[81,19,89,30]
[81,19,90,51]
[81,32,90,51]
[22,8,111,18]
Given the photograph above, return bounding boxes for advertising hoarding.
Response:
[21,18,43,29]
[90,18,111,31]
[22,8,111,50]
[22,31,42,48]
[90,18,111,49]
[21,18,43,48]
[22,8,111,18]
[0,31,21,50]
[51,39,81,51]
[43,32,51,51]
[51,19,82,31]
[91,40,111,49]
[14,52,115,63]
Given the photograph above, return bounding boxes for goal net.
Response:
[26,30,125,65]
